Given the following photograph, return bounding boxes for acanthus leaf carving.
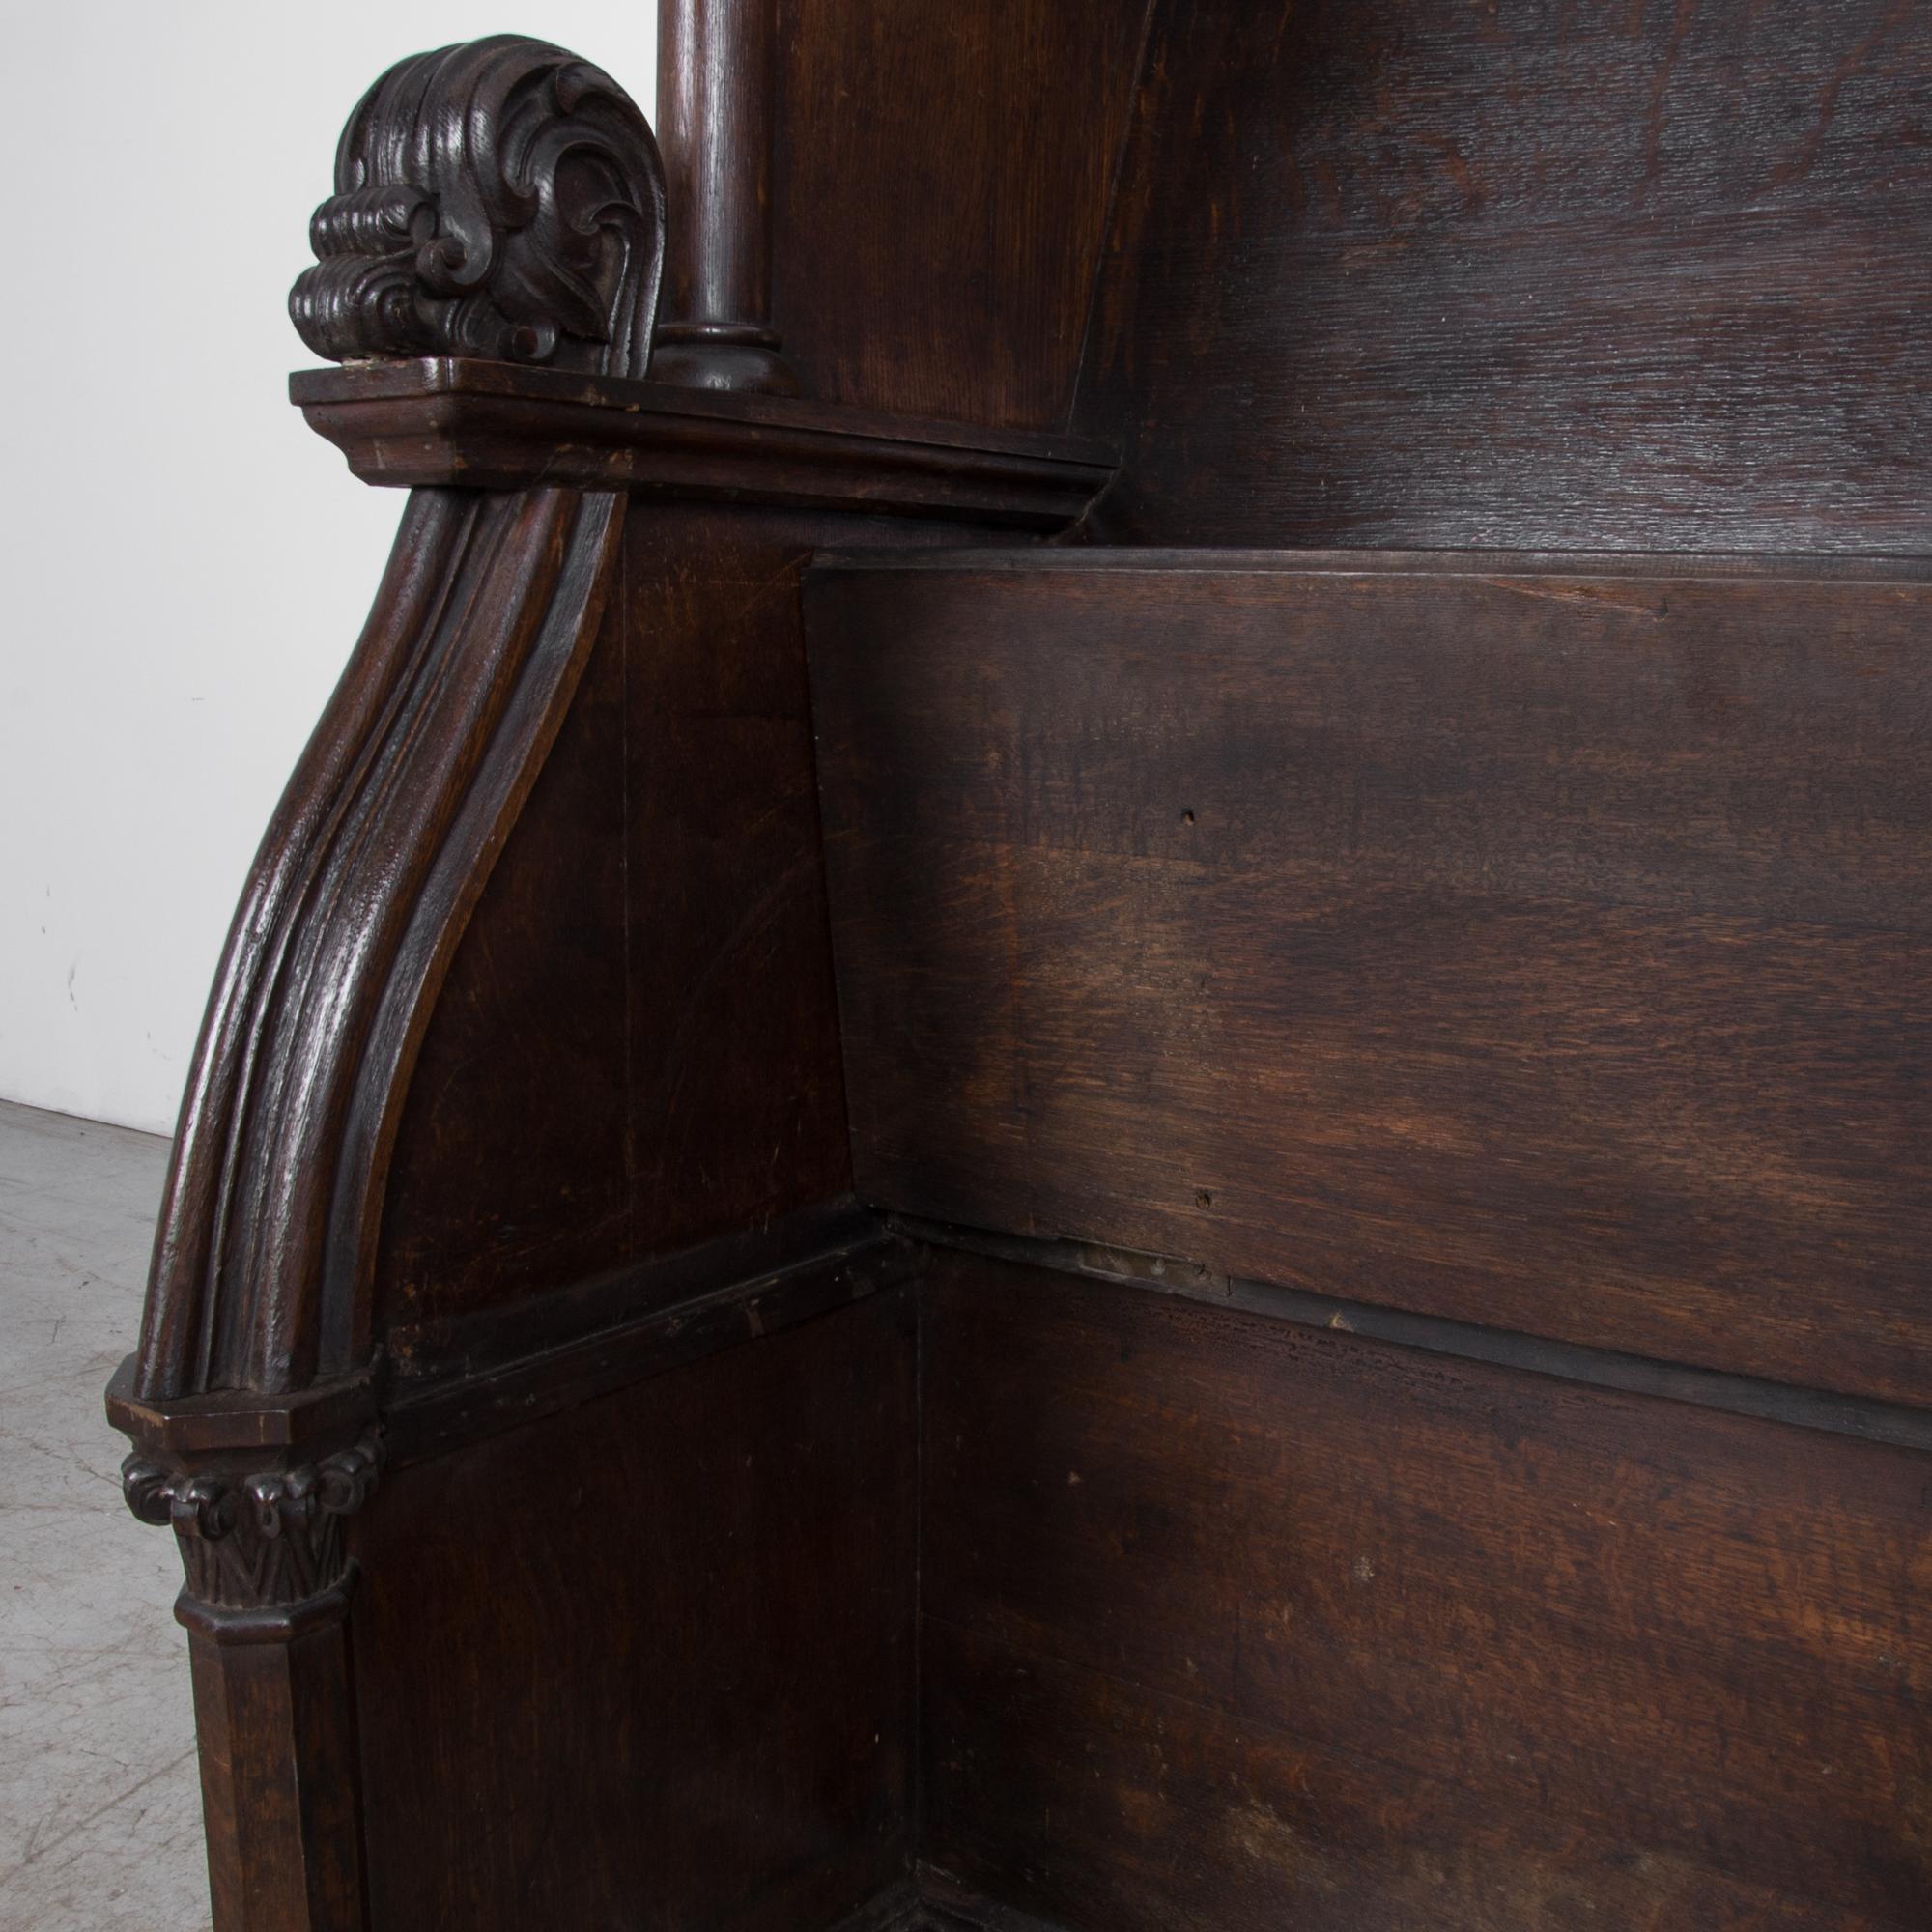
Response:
[122,1428,385,1614]
[290,34,666,380]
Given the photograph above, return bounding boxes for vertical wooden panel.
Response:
[187,1620,366,1932]
[619,507,853,1261]
[372,505,988,1359]
[370,553,633,1339]
[770,0,1152,428]
[352,1289,917,1932]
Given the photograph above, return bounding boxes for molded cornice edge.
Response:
[292,358,1119,527]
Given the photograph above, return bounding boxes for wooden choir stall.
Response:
[107,4,1932,1927]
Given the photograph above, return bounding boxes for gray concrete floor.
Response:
[0,1100,210,1931]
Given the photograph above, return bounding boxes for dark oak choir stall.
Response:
[107,6,1932,1930]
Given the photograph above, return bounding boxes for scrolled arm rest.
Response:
[115,38,664,1566]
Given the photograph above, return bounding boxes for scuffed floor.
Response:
[0,1100,208,1931]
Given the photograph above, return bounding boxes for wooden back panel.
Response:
[769,0,1151,429]
[1076,0,1932,551]
[920,1248,1932,1931]
[807,551,1932,1407]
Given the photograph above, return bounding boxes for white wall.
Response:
[0,3,655,1135]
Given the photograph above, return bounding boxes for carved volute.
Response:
[291,35,666,377]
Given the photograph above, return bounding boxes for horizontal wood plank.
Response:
[808,554,1932,1404]
[293,360,1115,526]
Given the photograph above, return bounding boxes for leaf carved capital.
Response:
[123,1428,384,1615]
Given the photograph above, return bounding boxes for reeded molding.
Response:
[136,483,626,1404]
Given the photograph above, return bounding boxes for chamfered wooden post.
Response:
[653,0,804,394]
[116,1424,382,1932]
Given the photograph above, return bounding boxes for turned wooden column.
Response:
[654,0,804,394]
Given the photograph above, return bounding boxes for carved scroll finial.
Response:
[291,34,667,378]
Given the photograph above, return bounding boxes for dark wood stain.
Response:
[809,554,1932,1406]
[107,10,1932,1929]
[1077,0,1932,551]
[187,1621,366,1932]
[899,1213,1932,1460]
[292,361,1115,525]
[375,507,1007,1356]
[921,1249,1932,1930]
[382,1208,916,1464]
[351,1286,918,1932]
[770,0,1153,429]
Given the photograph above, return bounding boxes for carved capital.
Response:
[122,1429,384,1619]
[291,34,666,379]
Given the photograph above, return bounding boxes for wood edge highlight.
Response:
[382,1216,922,1467]
[807,545,1932,582]
[289,358,1120,468]
[895,1214,1932,1456]
[292,363,1118,526]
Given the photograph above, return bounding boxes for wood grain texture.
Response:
[1077,0,1932,550]
[382,1211,915,1465]
[115,6,1932,1924]
[187,1620,366,1932]
[900,1215,1932,1459]
[768,0,1152,428]
[809,554,1932,1405]
[135,485,624,1402]
[655,0,803,393]
[373,505,1005,1354]
[350,1286,918,1932]
[921,1250,1932,1930]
